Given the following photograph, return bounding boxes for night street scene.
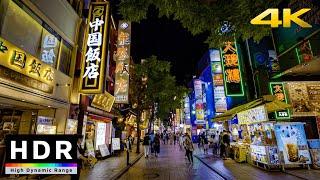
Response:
[0,0,320,180]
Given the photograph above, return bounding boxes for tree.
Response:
[119,0,283,47]
[129,55,188,153]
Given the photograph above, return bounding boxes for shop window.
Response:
[0,110,23,144]
[59,40,73,76]
[0,0,42,57]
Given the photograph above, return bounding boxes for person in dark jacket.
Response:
[154,133,161,157]
[143,133,151,158]
[71,136,87,180]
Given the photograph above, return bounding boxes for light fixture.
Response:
[21,99,25,102]
[48,105,51,108]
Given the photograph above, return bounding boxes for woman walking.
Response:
[184,133,194,163]
[154,133,161,157]
[143,133,150,158]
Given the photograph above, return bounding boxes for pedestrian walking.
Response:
[128,134,132,152]
[212,131,220,156]
[71,136,87,180]
[220,131,225,158]
[154,133,161,157]
[203,137,209,155]
[173,133,177,145]
[184,133,194,163]
[166,133,170,145]
[143,133,151,158]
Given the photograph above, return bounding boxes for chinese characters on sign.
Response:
[237,105,268,125]
[295,40,313,63]
[91,92,115,112]
[80,2,110,94]
[269,82,290,119]
[220,41,244,96]
[114,21,131,103]
[40,33,59,65]
[0,37,55,93]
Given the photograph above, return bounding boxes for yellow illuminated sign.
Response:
[0,37,55,86]
[91,92,115,112]
[250,8,312,28]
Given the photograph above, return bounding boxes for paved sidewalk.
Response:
[119,144,224,180]
[1,145,143,180]
[194,147,320,180]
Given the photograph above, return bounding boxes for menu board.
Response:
[98,144,110,157]
[112,138,120,150]
[287,82,320,116]
[237,105,268,125]
[95,122,106,150]
[250,145,268,164]
[268,146,280,165]
[274,123,311,165]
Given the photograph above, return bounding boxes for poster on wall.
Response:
[269,82,290,119]
[287,82,320,116]
[95,122,106,150]
[112,138,121,150]
[86,139,95,157]
[65,119,78,134]
[274,123,311,165]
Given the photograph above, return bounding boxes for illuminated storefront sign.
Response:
[237,105,268,125]
[80,2,110,94]
[194,79,205,124]
[210,49,227,114]
[0,37,55,93]
[114,21,131,103]
[184,96,191,124]
[91,92,115,112]
[40,30,60,66]
[220,41,244,96]
[269,82,290,119]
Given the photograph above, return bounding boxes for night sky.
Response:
[130,8,208,85]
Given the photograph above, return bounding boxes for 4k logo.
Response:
[251,8,312,28]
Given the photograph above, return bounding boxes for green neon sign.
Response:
[269,82,290,120]
[220,40,244,96]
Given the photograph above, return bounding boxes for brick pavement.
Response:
[119,144,224,180]
[194,147,320,180]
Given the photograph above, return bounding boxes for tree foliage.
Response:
[119,0,284,47]
[129,55,188,121]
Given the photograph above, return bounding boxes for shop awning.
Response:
[212,98,263,122]
[265,99,292,113]
[212,96,292,122]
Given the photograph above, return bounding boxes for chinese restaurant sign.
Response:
[114,21,131,103]
[269,82,290,119]
[220,41,244,96]
[194,79,205,125]
[0,37,54,93]
[91,92,115,112]
[237,105,268,125]
[80,2,110,94]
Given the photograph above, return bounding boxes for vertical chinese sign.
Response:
[80,2,110,94]
[194,79,205,125]
[220,41,244,96]
[114,21,131,103]
[295,40,313,64]
[269,82,290,119]
[210,49,227,115]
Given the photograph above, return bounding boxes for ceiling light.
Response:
[21,99,25,102]
[48,105,51,108]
